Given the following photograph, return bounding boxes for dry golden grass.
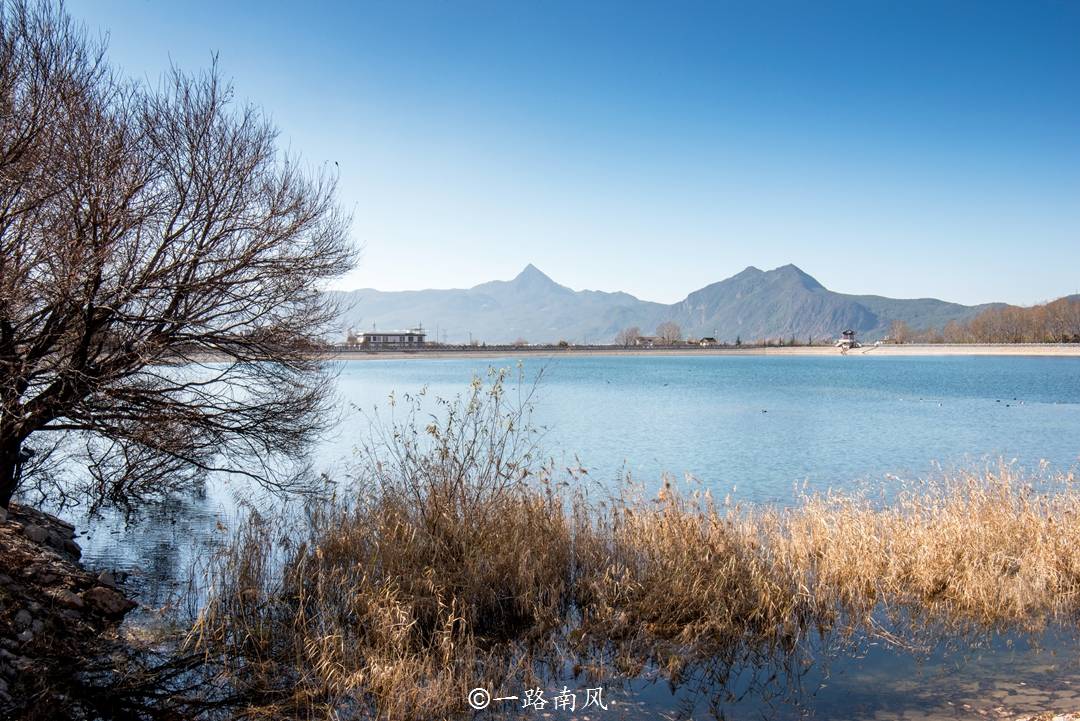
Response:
[188,370,575,719]
[184,373,1080,720]
[780,466,1080,632]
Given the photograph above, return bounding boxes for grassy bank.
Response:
[183,373,1080,719]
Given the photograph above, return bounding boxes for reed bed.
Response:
[780,466,1080,632]
[185,373,1080,719]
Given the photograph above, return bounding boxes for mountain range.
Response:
[330,264,1001,344]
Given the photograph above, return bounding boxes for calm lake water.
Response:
[329,354,1080,501]
[76,354,1080,720]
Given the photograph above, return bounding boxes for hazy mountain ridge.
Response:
[331,264,1001,344]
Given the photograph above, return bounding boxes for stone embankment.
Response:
[0,503,136,713]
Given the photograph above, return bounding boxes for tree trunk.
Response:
[0,437,21,509]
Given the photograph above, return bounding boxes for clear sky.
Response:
[67,1,1079,306]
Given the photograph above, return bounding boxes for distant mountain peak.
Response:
[739,265,763,274]
[333,261,993,344]
[511,263,558,287]
[515,262,547,278]
[770,263,824,290]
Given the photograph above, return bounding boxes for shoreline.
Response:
[323,343,1080,361]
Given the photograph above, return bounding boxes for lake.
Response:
[329,354,1080,502]
[77,354,1080,719]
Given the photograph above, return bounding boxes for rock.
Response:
[52,588,84,609]
[80,586,136,617]
[2,502,140,716]
[96,571,116,588]
[50,515,75,533]
[7,654,30,672]
[22,524,47,544]
[0,507,7,523]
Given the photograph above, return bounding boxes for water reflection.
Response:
[560,624,1080,720]
[74,489,226,609]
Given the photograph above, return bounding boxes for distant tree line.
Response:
[612,323,824,347]
[891,296,1080,344]
[613,323,684,346]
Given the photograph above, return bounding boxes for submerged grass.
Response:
[185,371,1080,719]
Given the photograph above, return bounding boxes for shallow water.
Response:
[472,623,1080,720]
[628,624,1080,720]
[72,354,1080,718]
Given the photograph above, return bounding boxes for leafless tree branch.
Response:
[0,0,356,510]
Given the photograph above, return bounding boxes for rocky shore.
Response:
[0,503,137,716]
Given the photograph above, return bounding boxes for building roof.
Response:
[360,329,425,336]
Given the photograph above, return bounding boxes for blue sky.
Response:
[68,1,1079,305]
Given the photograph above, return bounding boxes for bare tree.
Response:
[0,1,354,511]
[941,320,965,344]
[942,296,1080,344]
[1045,297,1080,342]
[614,326,640,347]
[888,320,912,344]
[655,321,682,345]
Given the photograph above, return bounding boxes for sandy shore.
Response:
[325,344,1080,361]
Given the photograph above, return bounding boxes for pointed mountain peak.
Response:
[770,263,824,290]
[512,263,556,285]
[735,265,763,276]
[471,263,568,296]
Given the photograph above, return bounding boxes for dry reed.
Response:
[184,372,1080,719]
